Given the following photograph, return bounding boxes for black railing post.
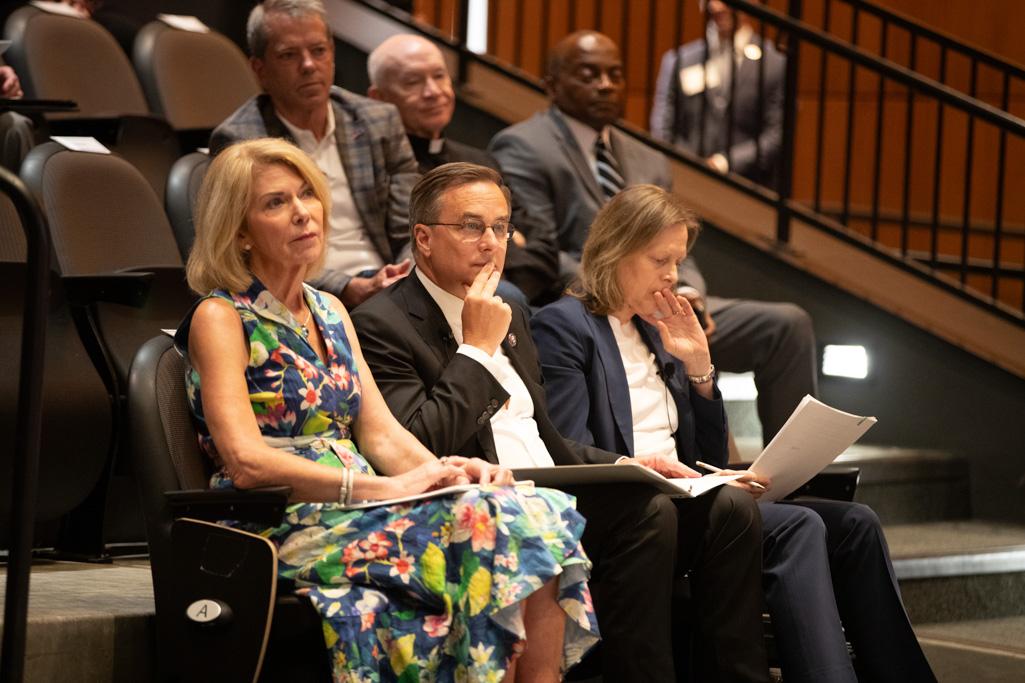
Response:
[0,168,50,683]
[776,0,803,243]
[456,0,470,84]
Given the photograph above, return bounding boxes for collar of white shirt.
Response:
[277,103,336,150]
[415,266,466,343]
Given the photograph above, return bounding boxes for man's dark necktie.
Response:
[595,136,625,201]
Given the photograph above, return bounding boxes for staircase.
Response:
[728,397,1025,681]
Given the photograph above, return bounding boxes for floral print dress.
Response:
[175,278,599,682]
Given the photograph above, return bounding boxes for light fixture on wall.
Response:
[822,344,869,379]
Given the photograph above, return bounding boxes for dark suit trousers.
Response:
[761,501,936,683]
[676,486,770,683]
[566,483,679,682]
[706,297,817,444]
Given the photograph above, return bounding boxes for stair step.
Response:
[917,617,1025,682]
[839,446,971,524]
[731,436,971,525]
[887,521,1025,623]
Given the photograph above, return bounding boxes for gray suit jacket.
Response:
[650,36,785,186]
[210,86,419,293]
[489,106,706,293]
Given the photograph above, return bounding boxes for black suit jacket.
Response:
[350,272,617,466]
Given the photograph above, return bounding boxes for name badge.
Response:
[680,63,721,96]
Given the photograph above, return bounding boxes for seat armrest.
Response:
[63,271,153,307]
[733,462,861,502]
[166,486,292,526]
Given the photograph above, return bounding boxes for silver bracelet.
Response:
[337,469,348,506]
[344,467,354,506]
[687,363,716,385]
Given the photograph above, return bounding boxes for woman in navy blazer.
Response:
[532,185,936,683]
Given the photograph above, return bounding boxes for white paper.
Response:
[30,1,87,18]
[51,136,111,154]
[750,395,877,502]
[158,14,210,33]
[339,481,536,511]
[667,473,744,497]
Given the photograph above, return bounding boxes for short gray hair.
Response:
[247,0,329,58]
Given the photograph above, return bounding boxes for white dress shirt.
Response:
[278,106,384,277]
[608,316,678,459]
[416,268,555,468]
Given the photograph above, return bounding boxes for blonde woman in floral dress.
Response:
[175,138,598,682]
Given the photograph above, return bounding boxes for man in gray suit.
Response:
[210,0,418,307]
[489,30,815,444]
[650,0,785,187]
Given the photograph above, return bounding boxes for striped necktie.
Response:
[595,136,625,201]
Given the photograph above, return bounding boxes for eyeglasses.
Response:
[425,220,516,243]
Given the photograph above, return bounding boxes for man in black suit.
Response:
[366,33,558,303]
[351,162,771,683]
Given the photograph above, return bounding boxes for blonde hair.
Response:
[575,184,699,315]
[186,138,331,295]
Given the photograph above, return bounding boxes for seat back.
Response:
[134,21,260,131]
[0,173,111,547]
[4,6,148,118]
[20,142,196,387]
[129,335,209,558]
[165,151,211,260]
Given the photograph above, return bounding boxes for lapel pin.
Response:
[507,333,518,348]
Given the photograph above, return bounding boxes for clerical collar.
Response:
[408,134,447,160]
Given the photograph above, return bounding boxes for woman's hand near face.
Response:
[642,288,712,374]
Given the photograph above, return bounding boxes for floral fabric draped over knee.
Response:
[176,277,599,681]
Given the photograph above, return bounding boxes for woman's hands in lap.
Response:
[441,456,514,486]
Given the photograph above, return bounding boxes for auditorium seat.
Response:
[20,141,197,551]
[164,150,211,261]
[133,20,259,138]
[0,170,112,554]
[3,5,181,201]
[129,335,330,683]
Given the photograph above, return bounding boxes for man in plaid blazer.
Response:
[210,0,419,307]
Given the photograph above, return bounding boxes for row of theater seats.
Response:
[3,4,254,199]
[0,141,210,555]
[0,5,247,553]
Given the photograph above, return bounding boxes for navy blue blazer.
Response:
[531,296,729,469]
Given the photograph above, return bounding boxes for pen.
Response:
[695,460,767,491]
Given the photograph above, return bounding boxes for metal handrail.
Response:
[728,0,1025,132]
[0,167,51,683]
[831,0,1025,84]
[345,0,1025,323]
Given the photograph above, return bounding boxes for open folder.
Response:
[511,463,742,498]
[750,395,877,502]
